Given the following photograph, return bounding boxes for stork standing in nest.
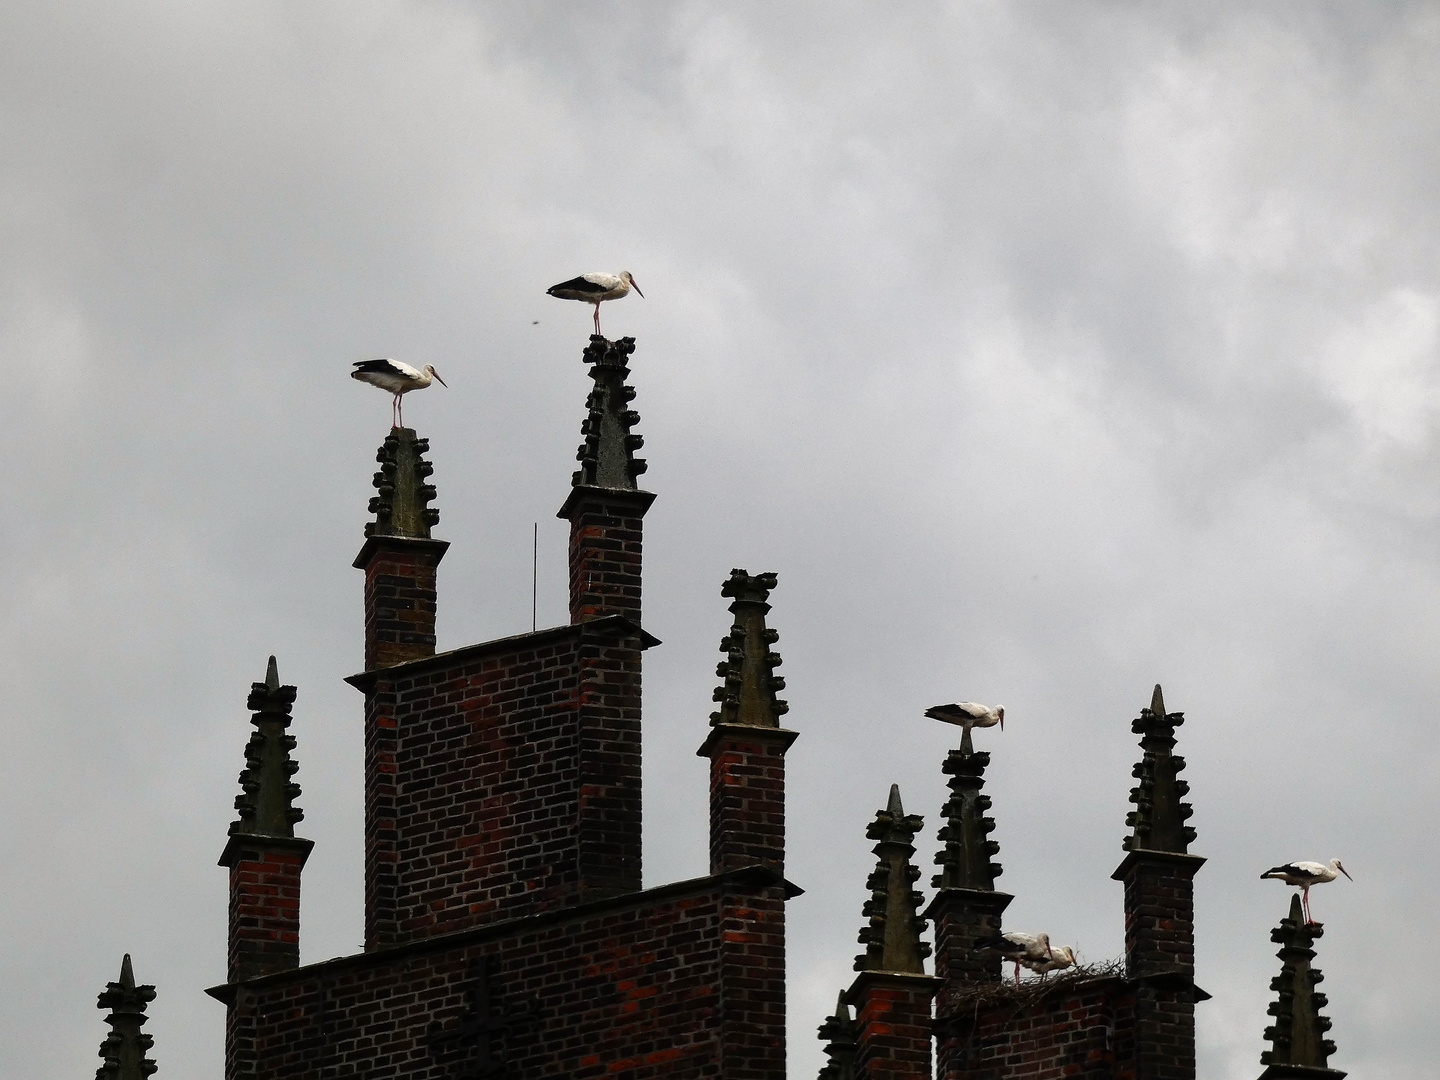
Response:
[976,932,1053,984]
[546,271,643,334]
[1022,945,1077,980]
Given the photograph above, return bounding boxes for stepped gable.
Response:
[854,784,931,975]
[816,991,858,1080]
[1124,683,1197,855]
[211,331,794,1080]
[227,656,303,839]
[710,568,788,728]
[1259,895,1346,1079]
[95,955,157,1080]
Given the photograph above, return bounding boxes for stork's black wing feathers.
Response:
[352,358,401,375]
[548,276,610,296]
[974,935,1023,954]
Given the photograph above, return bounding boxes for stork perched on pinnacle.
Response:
[351,359,447,428]
[1261,858,1352,924]
[546,271,643,334]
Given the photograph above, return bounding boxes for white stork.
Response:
[1021,945,1078,980]
[1261,858,1352,924]
[546,271,643,334]
[976,932,1053,984]
[925,702,1005,737]
[350,359,447,428]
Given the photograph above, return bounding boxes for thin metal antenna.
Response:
[531,522,538,632]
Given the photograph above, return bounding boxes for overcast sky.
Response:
[2,3,1437,1077]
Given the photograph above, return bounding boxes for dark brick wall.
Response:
[700,726,796,877]
[564,489,653,627]
[220,838,311,983]
[716,885,788,1078]
[351,619,643,949]
[850,973,941,1080]
[940,980,1136,1080]
[358,538,446,670]
[218,874,782,1080]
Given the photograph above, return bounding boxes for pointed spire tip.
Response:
[119,953,135,988]
[887,783,903,816]
[265,655,279,690]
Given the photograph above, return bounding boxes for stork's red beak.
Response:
[1339,865,1353,881]
[630,279,644,298]
[432,371,448,387]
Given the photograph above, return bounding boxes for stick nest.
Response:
[939,957,1127,1016]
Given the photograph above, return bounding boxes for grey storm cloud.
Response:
[1,3,1436,1077]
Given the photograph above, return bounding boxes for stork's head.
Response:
[996,705,1005,730]
[1334,859,1352,881]
[423,365,448,387]
[1038,932,1052,958]
[621,271,643,298]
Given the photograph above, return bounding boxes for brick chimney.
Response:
[94,954,158,1080]
[697,569,797,877]
[556,335,654,627]
[848,785,941,1080]
[926,726,1014,1079]
[1258,895,1346,1080]
[1111,684,1206,1080]
[218,657,312,983]
[353,428,446,948]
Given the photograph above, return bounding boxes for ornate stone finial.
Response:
[571,335,647,490]
[95,954,157,1080]
[1260,894,1342,1075]
[710,569,788,728]
[854,785,931,974]
[366,427,440,539]
[1123,684,1197,854]
[816,990,858,1080]
[230,656,303,838]
[932,730,1003,891]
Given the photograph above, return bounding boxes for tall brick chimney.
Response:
[1111,684,1206,1080]
[1258,894,1346,1080]
[218,657,312,984]
[697,569,797,877]
[94,954,158,1080]
[848,785,941,1080]
[557,335,654,627]
[353,428,446,948]
[926,726,1014,1079]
